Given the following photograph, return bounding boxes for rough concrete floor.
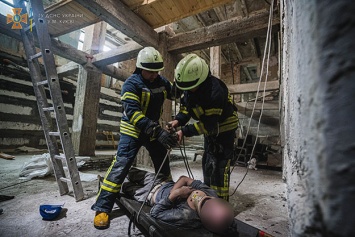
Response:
[0,150,289,237]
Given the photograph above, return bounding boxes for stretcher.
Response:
[117,197,274,237]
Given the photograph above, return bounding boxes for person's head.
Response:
[198,197,234,234]
[136,46,164,82]
[174,54,209,92]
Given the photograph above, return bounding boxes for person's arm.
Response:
[150,196,200,228]
[168,185,194,202]
[121,78,153,133]
[169,176,194,196]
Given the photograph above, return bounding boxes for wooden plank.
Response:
[56,61,79,77]
[45,0,73,12]
[140,2,165,28]
[168,11,280,54]
[45,1,100,37]
[0,14,128,81]
[158,31,178,123]
[50,37,89,65]
[72,22,105,156]
[92,42,142,67]
[74,0,159,48]
[227,80,279,94]
[128,0,234,28]
[236,100,279,111]
[210,46,221,77]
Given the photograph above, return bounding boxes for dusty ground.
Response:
[0,149,289,237]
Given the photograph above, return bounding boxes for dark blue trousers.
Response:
[91,133,171,213]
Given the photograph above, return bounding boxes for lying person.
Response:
[121,167,235,235]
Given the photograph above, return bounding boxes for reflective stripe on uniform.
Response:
[192,106,204,119]
[130,111,145,126]
[122,92,140,102]
[120,121,140,138]
[205,108,222,116]
[180,106,189,115]
[101,181,121,193]
[210,159,231,200]
[217,113,239,134]
[210,185,229,199]
[101,158,122,193]
[194,122,207,134]
[141,91,151,114]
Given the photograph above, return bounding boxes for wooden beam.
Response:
[74,0,159,48]
[243,66,253,81]
[158,31,178,123]
[239,0,249,17]
[125,0,235,28]
[100,64,131,81]
[92,42,142,67]
[227,80,279,94]
[0,14,127,81]
[168,11,280,54]
[44,0,101,37]
[233,63,241,102]
[0,14,88,64]
[236,100,279,111]
[57,61,79,78]
[210,46,221,78]
[72,22,105,156]
[51,37,89,65]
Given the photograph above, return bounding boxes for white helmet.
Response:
[174,54,209,90]
[136,47,164,71]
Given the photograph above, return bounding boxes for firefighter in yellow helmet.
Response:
[92,47,178,229]
[169,54,239,201]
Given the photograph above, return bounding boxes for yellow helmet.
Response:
[174,54,209,90]
[136,47,164,71]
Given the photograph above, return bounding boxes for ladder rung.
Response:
[49,132,60,136]
[30,52,42,61]
[60,177,71,183]
[54,154,65,160]
[37,80,48,86]
[43,107,54,112]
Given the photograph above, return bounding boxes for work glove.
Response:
[154,126,178,149]
[145,122,178,149]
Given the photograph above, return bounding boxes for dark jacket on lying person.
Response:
[122,168,235,235]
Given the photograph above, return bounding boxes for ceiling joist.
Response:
[0,14,127,81]
[74,0,159,48]
[168,11,279,54]
[227,80,279,94]
[122,0,235,28]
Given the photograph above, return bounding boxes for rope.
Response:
[171,86,194,179]
[135,149,171,223]
[230,0,274,196]
[178,135,194,179]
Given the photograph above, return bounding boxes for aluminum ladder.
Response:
[16,0,84,201]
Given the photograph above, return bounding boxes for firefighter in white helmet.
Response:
[169,54,239,201]
[92,47,178,229]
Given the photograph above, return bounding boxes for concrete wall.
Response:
[281,0,355,236]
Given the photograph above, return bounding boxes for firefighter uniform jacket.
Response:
[175,75,238,137]
[120,73,173,139]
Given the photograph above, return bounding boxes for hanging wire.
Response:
[230,0,274,196]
